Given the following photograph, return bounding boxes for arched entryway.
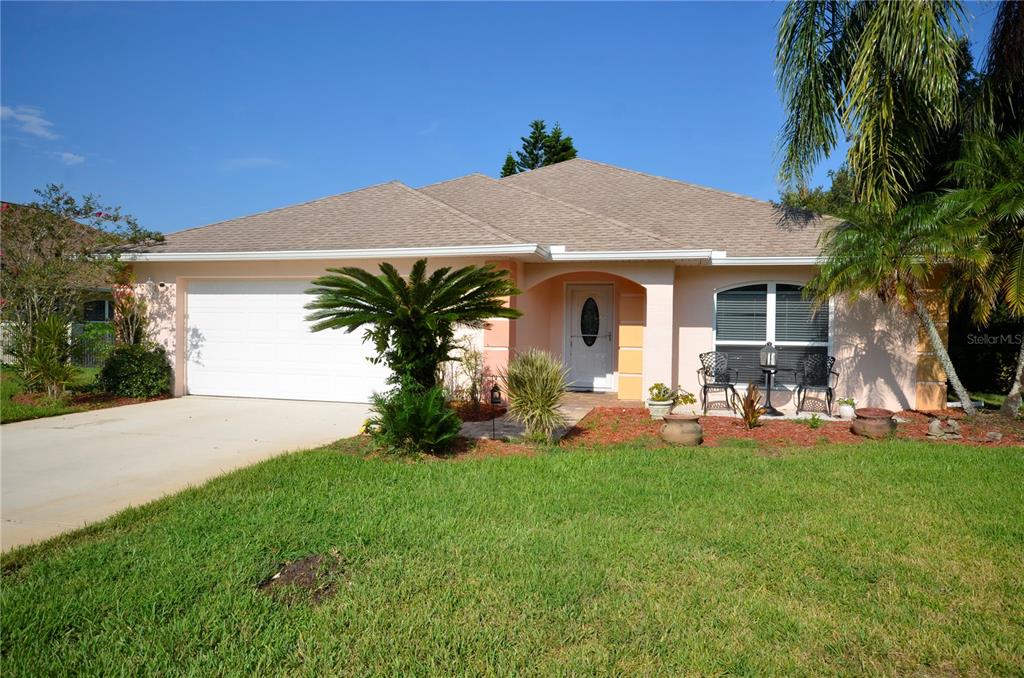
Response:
[515,271,646,400]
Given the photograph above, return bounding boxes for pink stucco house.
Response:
[126,159,946,411]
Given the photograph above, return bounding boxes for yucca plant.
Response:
[14,315,78,399]
[500,349,568,443]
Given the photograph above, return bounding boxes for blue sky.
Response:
[1,1,998,234]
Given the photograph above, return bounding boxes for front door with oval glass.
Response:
[566,285,615,391]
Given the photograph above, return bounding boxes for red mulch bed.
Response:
[12,391,168,411]
[452,401,506,422]
[560,407,1024,449]
[352,433,536,462]
[350,407,1023,464]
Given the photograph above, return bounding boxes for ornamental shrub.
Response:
[366,383,462,455]
[98,344,172,398]
[734,384,766,430]
[501,348,568,443]
[13,315,78,399]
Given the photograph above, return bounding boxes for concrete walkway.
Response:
[1,396,369,551]
[461,391,644,441]
[460,403,593,441]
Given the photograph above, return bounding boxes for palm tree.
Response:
[776,0,967,214]
[305,259,522,391]
[941,132,1024,415]
[968,0,1023,136]
[807,201,987,414]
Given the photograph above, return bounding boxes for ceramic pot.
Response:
[661,413,703,445]
[850,408,896,439]
[647,400,673,420]
[837,404,856,420]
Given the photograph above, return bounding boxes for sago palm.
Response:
[807,201,987,414]
[776,0,967,214]
[305,258,522,390]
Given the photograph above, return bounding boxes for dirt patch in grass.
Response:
[257,553,347,605]
[560,407,1024,449]
[443,437,537,461]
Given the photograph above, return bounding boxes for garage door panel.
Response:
[186,280,389,402]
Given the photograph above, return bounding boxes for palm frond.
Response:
[777,0,966,213]
[305,258,521,389]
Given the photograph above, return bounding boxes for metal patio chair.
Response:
[795,355,839,416]
[697,351,740,414]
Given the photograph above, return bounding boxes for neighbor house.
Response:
[125,159,947,411]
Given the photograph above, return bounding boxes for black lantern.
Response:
[490,383,502,406]
[759,342,777,369]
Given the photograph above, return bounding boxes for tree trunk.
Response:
[912,298,976,415]
[1000,337,1024,417]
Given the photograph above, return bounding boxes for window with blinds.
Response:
[714,282,829,384]
[775,284,828,342]
[714,284,766,341]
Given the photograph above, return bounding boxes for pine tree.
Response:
[515,120,548,171]
[505,120,579,175]
[500,152,518,178]
[543,123,578,165]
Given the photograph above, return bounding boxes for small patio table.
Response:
[760,367,785,417]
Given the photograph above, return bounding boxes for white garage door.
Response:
[186,280,390,402]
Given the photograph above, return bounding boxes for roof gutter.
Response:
[123,243,550,263]
[546,246,714,263]
[710,254,820,266]
[122,246,822,267]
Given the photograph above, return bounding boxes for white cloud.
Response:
[1,105,60,140]
[57,152,85,166]
[222,156,282,170]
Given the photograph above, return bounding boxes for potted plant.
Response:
[850,408,897,439]
[837,397,856,420]
[647,383,675,420]
[662,390,703,446]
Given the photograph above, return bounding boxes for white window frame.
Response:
[712,281,833,386]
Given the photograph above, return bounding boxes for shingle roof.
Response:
[501,159,834,257]
[419,173,678,252]
[141,181,521,253]
[140,159,834,257]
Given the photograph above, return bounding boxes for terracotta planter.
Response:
[647,400,673,420]
[850,408,896,439]
[661,413,703,446]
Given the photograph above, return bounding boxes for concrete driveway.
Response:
[1,396,369,551]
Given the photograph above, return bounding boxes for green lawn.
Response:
[3,440,1023,675]
[0,366,99,424]
[973,391,1008,409]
